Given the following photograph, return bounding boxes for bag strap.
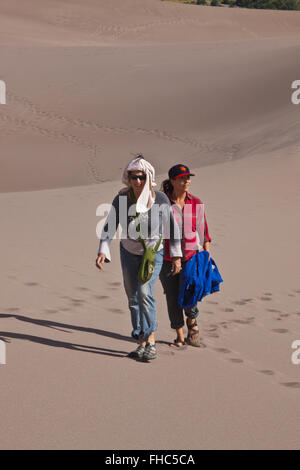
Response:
[137,218,162,253]
[154,235,162,252]
[129,188,162,253]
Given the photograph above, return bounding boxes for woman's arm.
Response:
[196,201,211,251]
[203,212,211,252]
[96,194,120,268]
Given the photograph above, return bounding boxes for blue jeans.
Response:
[120,243,164,341]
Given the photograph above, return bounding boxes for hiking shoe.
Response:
[128,344,145,359]
[142,342,157,361]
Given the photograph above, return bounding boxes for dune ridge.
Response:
[1,0,300,46]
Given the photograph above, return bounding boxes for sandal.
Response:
[169,338,187,350]
[186,318,202,348]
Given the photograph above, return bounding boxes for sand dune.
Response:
[1,37,300,191]
[0,0,300,450]
[1,1,300,192]
[1,0,300,46]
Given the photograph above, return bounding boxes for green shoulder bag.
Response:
[128,189,162,283]
[138,235,162,283]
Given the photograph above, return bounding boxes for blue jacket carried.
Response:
[178,251,223,309]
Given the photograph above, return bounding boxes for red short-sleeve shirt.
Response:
[164,192,211,262]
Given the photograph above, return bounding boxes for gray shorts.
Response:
[159,260,199,330]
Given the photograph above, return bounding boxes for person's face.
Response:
[129,171,146,192]
[171,175,191,193]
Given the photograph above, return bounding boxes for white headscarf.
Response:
[122,155,156,213]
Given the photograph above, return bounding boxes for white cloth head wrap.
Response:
[122,155,156,213]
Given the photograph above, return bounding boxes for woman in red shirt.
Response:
[160,164,211,348]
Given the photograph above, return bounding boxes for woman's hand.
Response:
[203,241,210,259]
[96,253,106,270]
[171,257,182,276]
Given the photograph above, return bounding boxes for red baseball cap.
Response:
[168,164,195,179]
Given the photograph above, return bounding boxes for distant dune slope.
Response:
[1,0,300,46]
[0,0,300,191]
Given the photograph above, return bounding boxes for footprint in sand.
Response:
[267,309,281,313]
[207,325,218,331]
[93,295,109,300]
[160,350,176,357]
[24,282,39,287]
[223,308,234,312]
[232,300,247,306]
[260,296,272,301]
[44,309,58,314]
[6,307,20,312]
[207,301,219,305]
[229,358,244,364]
[292,289,300,294]
[203,311,214,315]
[272,328,289,334]
[260,370,275,376]
[76,287,90,292]
[215,347,231,354]
[70,299,85,307]
[108,308,125,314]
[233,319,254,325]
[220,321,230,329]
[281,382,300,389]
[204,326,219,337]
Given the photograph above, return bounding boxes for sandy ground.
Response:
[0,0,300,450]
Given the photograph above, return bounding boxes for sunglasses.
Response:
[130,174,146,181]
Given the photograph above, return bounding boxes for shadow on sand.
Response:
[0,313,137,358]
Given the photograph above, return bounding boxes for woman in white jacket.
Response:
[96,155,182,361]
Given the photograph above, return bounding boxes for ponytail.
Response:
[161,179,173,195]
